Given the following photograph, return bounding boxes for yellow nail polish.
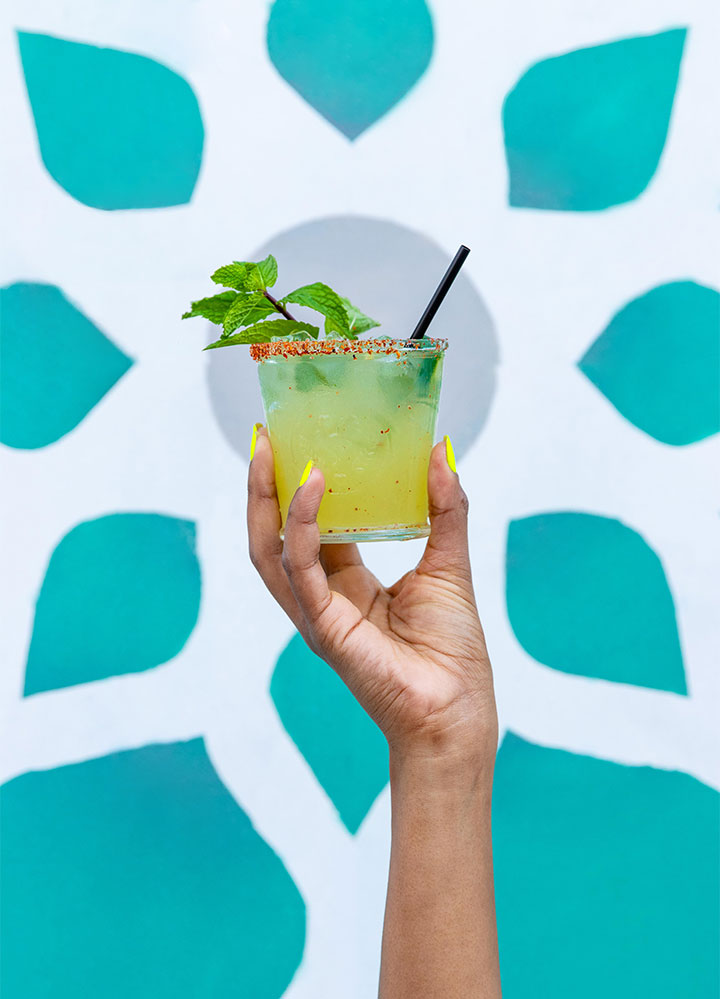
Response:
[298,459,314,488]
[250,422,263,460]
[444,434,457,474]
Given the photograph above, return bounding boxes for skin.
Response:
[248,427,502,998]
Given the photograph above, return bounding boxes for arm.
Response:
[248,429,502,998]
[380,743,499,999]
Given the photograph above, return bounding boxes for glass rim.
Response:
[249,336,448,362]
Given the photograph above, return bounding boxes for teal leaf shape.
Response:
[506,512,686,693]
[0,739,306,998]
[503,29,686,210]
[579,281,720,445]
[271,632,388,833]
[267,0,434,139]
[24,514,201,696]
[17,31,204,209]
[0,283,132,450]
[493,733,719,998]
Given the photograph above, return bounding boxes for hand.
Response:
[248,428,497,762]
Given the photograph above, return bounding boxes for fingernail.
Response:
[250,422,263,461]
[444,434,457,474]
[298,459,314,488]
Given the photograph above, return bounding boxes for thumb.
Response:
[417,436,472,581]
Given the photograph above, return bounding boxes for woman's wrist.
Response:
[386,685,498,783]
[388,723,498,802]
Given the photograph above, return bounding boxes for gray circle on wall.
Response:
[206,216,498,462]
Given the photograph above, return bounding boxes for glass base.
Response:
[280,524,431,544]
[320,524,431,544]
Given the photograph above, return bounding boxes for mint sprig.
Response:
[183,254,379,349]
[204,320,320,350]
[222,293,276,335]
[340,296,381,335]
[210,254,278,293]
[282,282,354,338]
[182,291,237,323]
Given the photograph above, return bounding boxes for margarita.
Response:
[253,337,447,542]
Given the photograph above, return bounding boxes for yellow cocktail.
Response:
[253,337,447,541]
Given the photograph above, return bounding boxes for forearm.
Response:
[378,741,502,999]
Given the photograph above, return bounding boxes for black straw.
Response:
[409,245,470,340]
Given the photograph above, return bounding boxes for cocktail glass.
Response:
[252,337,447,542]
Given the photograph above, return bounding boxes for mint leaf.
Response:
[223,293,276,335]
[211,262,260,291]
[323,315,357,339]
[282,282,351,337]
[187,256,381,351]
[340,296,380,335]
[204,319,320,349]
[249,318,319,339]
[211,254,278,293]
[256,254,278,289]
[295,362,331,392]
[182,291,237,322]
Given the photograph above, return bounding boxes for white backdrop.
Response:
[2,0,719,996]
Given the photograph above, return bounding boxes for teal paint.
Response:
[24,514,201,696]
[17,32,204,209]
[0,283,132,450]
[267,0,433,139]
[579,281,720,445]
[271,632,388,833]
[506,512,686,693]
[503,29,686,211]
[493,733,720,997]
[0,739,306,998]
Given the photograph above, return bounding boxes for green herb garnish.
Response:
[182,254,380,350]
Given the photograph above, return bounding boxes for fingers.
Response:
[281,466,336,628]
[247,426,305,629]
[320,543,364,576]
[417,436,472,581]
[321,542,385,619]
[283,469,390,702]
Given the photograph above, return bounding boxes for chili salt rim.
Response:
[249,336,448,361]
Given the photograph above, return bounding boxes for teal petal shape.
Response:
[579,281,720,445]
[0,283,132,450]
[506,512,686,693]
[271,632,388,833]
[267,0,433,139]
[503,29,686,210]
[494,734,719,998]
[17,31,204,209]
[0,739,305,998]
[24,514,201,696]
